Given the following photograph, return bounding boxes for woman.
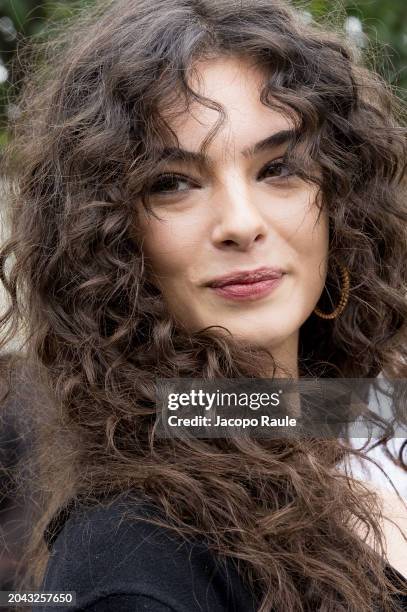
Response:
[0,0,406,610]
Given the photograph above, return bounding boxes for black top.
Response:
[39,491,407,612]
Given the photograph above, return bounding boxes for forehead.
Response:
[160,55,295,157]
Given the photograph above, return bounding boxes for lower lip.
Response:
[210,276,284,300]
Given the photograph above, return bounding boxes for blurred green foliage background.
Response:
[0,0,406,150]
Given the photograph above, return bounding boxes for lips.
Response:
[206,266,284,289]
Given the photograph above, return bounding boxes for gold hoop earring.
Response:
[313,263,350,320]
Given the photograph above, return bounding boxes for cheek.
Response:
[139,214,199,281]
[279,189,329,295]
[301,212,329,260]
[296,207,330,292]
[295,186,328,250]
[274,186,329,258]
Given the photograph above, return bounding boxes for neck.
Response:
[265,330,300,380]
[264,331,301,416]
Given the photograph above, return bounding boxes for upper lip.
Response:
[205,266,285,288]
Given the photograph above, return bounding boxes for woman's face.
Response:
[138,55,329,363]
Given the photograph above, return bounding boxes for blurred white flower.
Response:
[0,16,17,42]
[7,103,21,121]
[299,10,313,25]
[0,62,9,84]
[345,15,367,48]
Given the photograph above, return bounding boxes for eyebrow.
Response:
[157,128,297,169]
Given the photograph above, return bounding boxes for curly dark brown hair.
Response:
[0,0,407,610]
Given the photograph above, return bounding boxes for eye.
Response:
[147,173,197,195]
[145,160,296,198]
[258,158,295,181]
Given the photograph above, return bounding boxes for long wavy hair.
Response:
[1,0,407,610]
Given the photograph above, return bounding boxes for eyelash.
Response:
[146,158,295,196]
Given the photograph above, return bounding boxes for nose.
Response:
[211,177,268,251]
